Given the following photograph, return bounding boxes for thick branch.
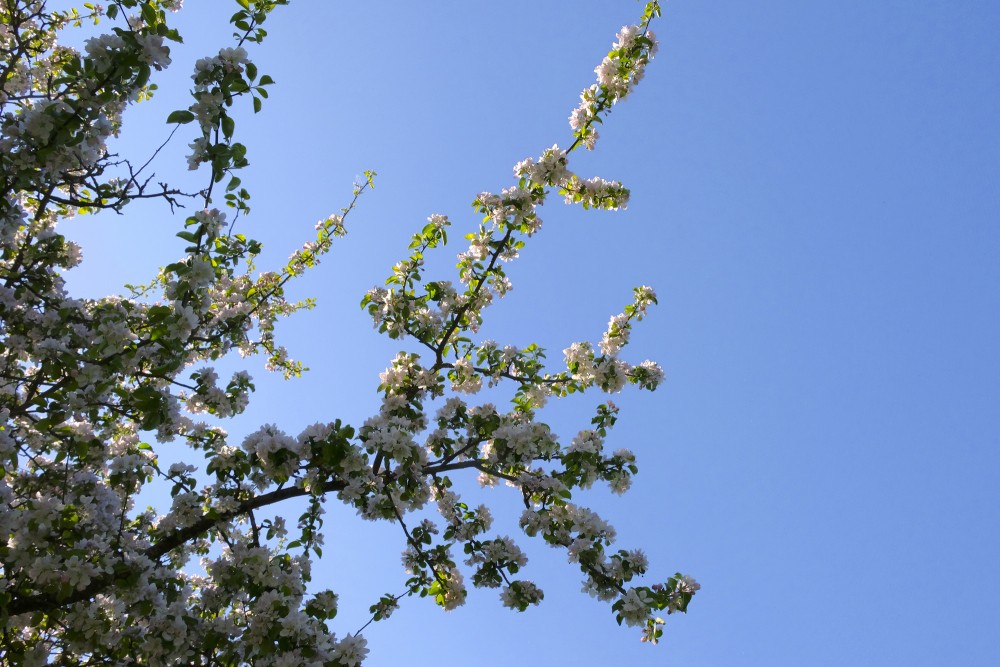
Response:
[6,478,346,617]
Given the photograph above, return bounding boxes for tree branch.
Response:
[6,477,346,617]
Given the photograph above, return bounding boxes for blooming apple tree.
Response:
[0,0,697,664]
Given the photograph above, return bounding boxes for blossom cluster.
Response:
[351,6,693,645]
[570,17,660,150]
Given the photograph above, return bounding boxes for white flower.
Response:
[679,574,701,593]
[450,358,482,394]
[185,256,215,288]
[619,588,653,627]
[298,422,333,444]
[500,580,543,610]
[568,429,602,455]
[135,33,171,69]
[332,633,368,667]
[194,208,226,238]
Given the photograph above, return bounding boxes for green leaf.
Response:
[166,109,195,124]
[140,2,157,26]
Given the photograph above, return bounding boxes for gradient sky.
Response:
[60,1,999,665]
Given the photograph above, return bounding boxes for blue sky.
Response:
[62,1,999,665]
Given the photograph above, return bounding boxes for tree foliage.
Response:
[0,1,697,664]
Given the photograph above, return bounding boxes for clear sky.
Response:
[61,1,999,665]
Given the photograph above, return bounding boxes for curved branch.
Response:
[6,478,346,617]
